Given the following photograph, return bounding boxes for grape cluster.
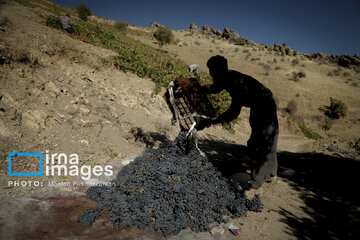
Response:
[78,133,263,236]
[246,194,263,212]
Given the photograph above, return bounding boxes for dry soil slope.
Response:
[0,2,177,199]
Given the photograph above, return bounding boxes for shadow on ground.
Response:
[129,127,171,148]
[98,128,360,239]
[197,137,360,240]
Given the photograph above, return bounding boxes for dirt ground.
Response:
[0,2,359,240]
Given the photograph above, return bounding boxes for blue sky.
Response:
[53,0,360,56]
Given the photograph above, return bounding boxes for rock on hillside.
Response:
[222,27,240,40]
[150,21,167,28]
[188,23,248,44]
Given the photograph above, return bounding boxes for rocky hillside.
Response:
[0,1,179,199]
[185,23,360,70]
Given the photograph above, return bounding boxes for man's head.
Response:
[207,55,228,83]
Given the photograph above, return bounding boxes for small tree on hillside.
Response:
[153,27,173,48]
[76,3,92,21]
[320,97,347,119]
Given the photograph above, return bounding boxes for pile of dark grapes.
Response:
[78,133,263,236]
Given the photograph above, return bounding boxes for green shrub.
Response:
[291,71,306,82]
[333,68,342,76]
[234,48,239,52]
[291,59,299,66]
[299,122,322,139]
[114,20,129,32]
[322,118,333,130]
[153,27,173,48]
[349,138,360,155]
[289,116,322,139]
[275,66,280,70]
[320,98,347,119]
[45,15,62,29]
[297,71,306,78]
[76,3,92,21]
[221,118,239,134]
[285,99,297,115]
[263,64,271,71]
[232,37,246,46]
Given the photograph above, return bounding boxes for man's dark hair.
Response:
[207,55,228,73]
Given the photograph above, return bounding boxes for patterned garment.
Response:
[61,16,72,30]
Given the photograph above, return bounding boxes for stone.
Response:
[273,43,280,52]
[22,109,47,131]
[222,27,240,40]
[202,25,212,33]
[17,68,25,78]
[150,22,166,28]
[79,107,90,115]
[338,56,351,67]
[46,81,60,97]
[285,48,293,56]
[80,139,89,145]
[210,28,218,35]
[188,23,199,31]
[318,52,326,58]
[22,112,40,131]
[30,109,47,121]
[209,222,226,239]
[0,120,10,137]
[44,116,60,128]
